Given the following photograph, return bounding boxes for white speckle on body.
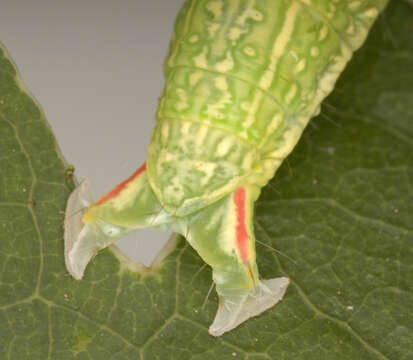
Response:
[294,59,306,73]
[289,50,299,61]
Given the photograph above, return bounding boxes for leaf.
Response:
[1,1,412,359]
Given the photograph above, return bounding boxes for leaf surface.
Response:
[1,1,412,359]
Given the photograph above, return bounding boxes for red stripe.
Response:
[234,187,249,264]
[96,163,146,205]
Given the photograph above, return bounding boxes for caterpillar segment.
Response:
[65,0,388,336]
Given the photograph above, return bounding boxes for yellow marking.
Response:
[268,113,283,133]
[215,76,228,91]
[219,198,238,256]
[189,71,203,86]
[294,59,306,73]
[318,70,338,94]
[349,1,361,10]
[176,88,189,111]
[285,84,298,105]
[243,4,299,129]
[167,0,197,68]
[195,161,217,186]
[363,8,379,18]
[189,34,199,43]
[205,77,232,119]
[236,0,261,26]
[267,125,302,159]
[242,152,254,170]
[319,24,328,41]
[229,27,247,41]
[313,105,321,117]
[206,0,224,19]
[181,121,191,135]
[110,174,147,211]
[311,45,351,110]
[82,210,93,224]
[347,20,355,35]
[198,126,209,143]
[259,112,284,148]
[259,3,300,90]
[244,94,261,128]
[300,0,311,5]
[208,23,220,38]
[215,138,233,157]
[311,46,320,57]
[249,9,263,21]
[243,46,255,56]
[215,51,234,73]
[194,46,208,69]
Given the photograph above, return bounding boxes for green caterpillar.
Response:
[65,0,388,336]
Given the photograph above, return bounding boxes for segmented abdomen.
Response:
[147,0,387,215]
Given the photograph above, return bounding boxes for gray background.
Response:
[1,0,185,265]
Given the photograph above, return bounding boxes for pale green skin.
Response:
[65,0,388,336]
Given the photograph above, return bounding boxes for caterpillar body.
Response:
[65,0,388,336]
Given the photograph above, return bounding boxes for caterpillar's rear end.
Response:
[65,0,388,337]
[147,0,387,216]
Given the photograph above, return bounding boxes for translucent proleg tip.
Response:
[64,179,96,280]
[208,277,290,337]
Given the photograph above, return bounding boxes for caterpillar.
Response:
[64,0,388,336]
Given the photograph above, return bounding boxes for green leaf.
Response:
[1,1,412,359]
